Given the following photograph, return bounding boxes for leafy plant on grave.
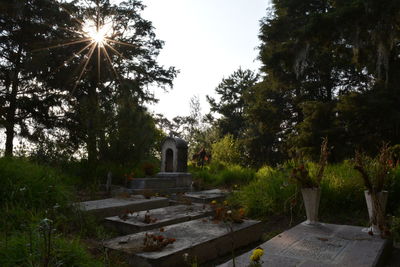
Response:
[142,233,176,252]
[209,200,245,224]
[143,211,158,224]
[290,138,329,188]
[354,144,393,237]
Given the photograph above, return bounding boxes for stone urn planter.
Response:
[364,190,388,234]
[301,187,321,225]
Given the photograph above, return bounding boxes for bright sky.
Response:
[140,0,271,119]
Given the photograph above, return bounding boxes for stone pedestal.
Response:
[128,173,192,194]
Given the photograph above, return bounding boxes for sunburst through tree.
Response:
[30,0,177,166]
[35,0,138,92]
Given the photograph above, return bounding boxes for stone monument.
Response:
[128,137,192,194]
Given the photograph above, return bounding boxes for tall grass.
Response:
[0,157,73,231]
[190,161,256,186]
[0,232,101,267]
[0,158,106,266]
[226,161,400,225]
[229,166,298,219]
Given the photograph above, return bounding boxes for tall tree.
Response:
[55,0,177,166]
[0,0,77,156]
[207,68,259,138]
[253,0,400,161]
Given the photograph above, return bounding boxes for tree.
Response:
[54,0,177,167]
[0,0,77,156]
[207,68,259,138]
[252,0,400,162]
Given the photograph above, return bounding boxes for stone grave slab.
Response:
[104,203,212,234]
[218,222,392,267]
[78,196,169,218]
[184,189,227,203]
[104,217,263,267]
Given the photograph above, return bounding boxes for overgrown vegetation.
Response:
[192,160,400,227]
[0,158,114,267]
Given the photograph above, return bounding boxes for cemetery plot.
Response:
[218,222,392,267]
[78,196,169,218]
[184,189,227,203]
[105,217,262,267]
[104,203,212,234]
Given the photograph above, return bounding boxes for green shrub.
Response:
[0,231,101,267]
[0,157,73,231]
[211,134,242,165]
[190,162,256,186]
[392,216,400,243]
[229,165,297,218]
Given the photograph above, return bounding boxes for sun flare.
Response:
[83,20,111,46]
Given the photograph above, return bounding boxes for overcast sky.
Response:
[140,0,271,119]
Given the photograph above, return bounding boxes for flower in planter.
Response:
[249,247,264,266]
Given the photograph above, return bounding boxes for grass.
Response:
[0,232,102,267]
[0,157,112,266]
[199,160,400,226]
[190,161,256,187]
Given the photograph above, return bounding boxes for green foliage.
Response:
[211,134,242,165]
[230,165,297,218]
[0,232,101,267]
[391,216,400,243]
[190,162,255,187]
[229,161,399,224]
[0,157,73,230]
[319,163,367,223]
[207,68,259,138]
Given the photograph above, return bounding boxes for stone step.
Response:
[104,204,212,234]
[78,196,169,219]
[184,189,227,203]
[218,221,392,267]
[104,217,263,267]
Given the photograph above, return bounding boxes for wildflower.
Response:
[250,247,264,262]
[227,210,232,215]
[19,187,26,192]
[211,200,217,205]
[239,208,245,216]
[223,200,228,206]
[183,253,189,261]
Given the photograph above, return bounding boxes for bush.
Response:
[211,134,242,165]
[0,157,73,231]
[0,231,101,267]
[190,162,256,187]
[392,216,400,243]
[229,165,298,218]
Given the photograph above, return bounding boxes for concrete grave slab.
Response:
[104,218,262,267]
[127,173,192,194]
[78,196,169,218]
[104,204,212,234]
[218,222,392,267]
[184,189,227,203]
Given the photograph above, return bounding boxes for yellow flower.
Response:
[250,248,264,262]
[223,200,228,206]
[211,200,217,205]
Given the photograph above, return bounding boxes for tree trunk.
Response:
[86,84,98,167]
[4,48,22,157]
